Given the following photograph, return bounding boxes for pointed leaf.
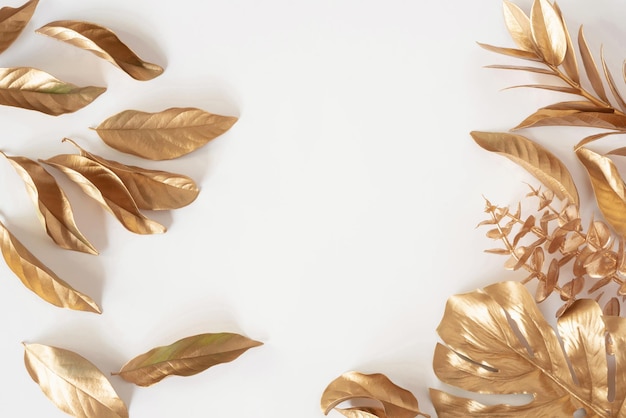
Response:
[579,26,609,103]
[505,83,578,94]
[336,407,387,418]
[0,220,100,313]
[554,2,579,83]
[93,107,238,160]
[543,101,610,112]
[115,332,262,386]
[477,42,541,61]
[24,343,127,418]
[530,0,566,65]
[604,297,620,316]
[575,131,622,150]
[601,46,626,113]
[36,20,163,81]
[0,0,38,54]
[471,131,579,207]
[485,64,554,75]
[515,109,626,130]
[503,1,534,52]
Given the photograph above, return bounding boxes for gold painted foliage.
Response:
[432,281,626,416]
[0,0,38,54]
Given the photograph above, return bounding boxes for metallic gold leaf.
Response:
[601,46,626,113]
[530,0,566,66]
[115,332,262,386]
[63,139,198,210]
[41,154,166,235]
[578,26,609,103]
[503,1,534,52]
[93,107,238,160]
[485,64,554,75]
[505,83,578,94]
[0,0,38,54]
[576,147,626,236]
[1,152,97,254]
[604,297,620,316]
[24,343,127,418]
[477,42,541,61]
[553,2,579,84]
[432,281,626,416]
[515,108,626,130]
[471,131,579,207]
[336,407,386,418]
[0,220,100,313]
[0,67,105,115]
[36,20,163,81]
[321,371,429,418]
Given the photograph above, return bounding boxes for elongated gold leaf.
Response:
[505,83,578,94]
[94,107,238,160]
[24,343,127,418]
[336,407,386,418]
[41,154,165,234]
[515,108,626,130]
[36,20,163,81]
[477,42,541,61]
[115,332,262,386]
[575,131,622,150]
[1,152,97,254]
[554,2,579,83]
[578,26,609,103]
[321,371,429,418]
[63,138,199,210]
[432,281,626,416]
[576,147,626,236]
[0,0,37,54]
[530,0,566,66]
[0,67,105,115]
[471,131,579,207]
[485,64,554,75]
[601,46,626,112]
[0,220,100,313]
[503,1,534,52]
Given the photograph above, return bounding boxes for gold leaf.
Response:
[0,220,100,313]
[36,20,163,81]
[114,332,262,386]
[0,67,105,115]
[544,100,610,111]
[503,1,534,52]
[477,42,541,61]
[63,139,199,210]
[578,26,609,103]
[575,131,622,150]
[515,109,626,130]
[553,2,579,83]
[0,0,38,54]
[93,107,238,160]
[604,297,620,316]
[505,83,578,94]
[530,0,566,65]
[432,281,626,416]
[576,147,626,236]
[537,257,558,302]
[41,154,166,235]
[601,46,626,113]
[471,131,579,207]
[24,343,127,418]
[321,371,429,418]
[1,152,96,254]
[484,64,553,75]
[335,407,386,418]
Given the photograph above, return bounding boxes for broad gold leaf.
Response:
[471,131,579,207]
[530,0,566,66]
[0,0,38,54]
[515,108,626,130]
[24,343,127,418]
[114,332,262,386]
[1,152,97,254]
[321,371,429,418]
[63,138,199,210]
[93,107,238,160]
[0,220,100,313]
[0,67,105,115]
[41,154,166,235]
[579,26,609,103]
[576,147,626,236]
[503,1,534,52]
[432,281,626,416]
[36,20,163,81]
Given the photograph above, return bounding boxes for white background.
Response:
[0,0,624,416]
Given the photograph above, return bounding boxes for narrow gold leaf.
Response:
[515,108,626,130]
[503,1,535,52]
[115,332,262,386]
[504,83,578,94]
[477,42,541,61]
[336,407,387,418]
[471,131,579,207]
[93,107,238,160]
[575,131,622,150]
[485,64,554,75]
[578,26,609,103]
[24,343,127,418]
[41,154,166,235]
[601,46,626,113]
[0,220,100,313]
[530,0,566,65]
[0,0,37,54]
[1,152,97,254]
[0,67,105,115]
[553,2,579,83]
[543,101,610,111]
[36,20,163,81]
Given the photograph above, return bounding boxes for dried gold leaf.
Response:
[93,107,238,160]
[477,42,541,61]
[63,139,199,210]
[553,2,579,84]
[544,100,610,111]
[432,281,626,416]
[575,131,622,150]
[484,64,553,75]
[604,297,620,316]
[24,343,127,418]
[503,1,534,52]
[0,0,37,54]
[601,46,626,113]
[321,371,428,418]
[515,109,626,130]
[336,407,386,418]
[0,220,100,313]
[115,332,262,386]
[0,67,105,115]
[1,152,96,254]
[578,26,609,103]
[530,0,566,66]
[537,257,559,302]
[41,154,165,235]
[505,83,578,94]
[36,20,163,81]
[471,131,579,207]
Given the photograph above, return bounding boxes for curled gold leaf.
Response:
[36,20,163,81]
[0,220,100,313]
[41,154,166,235]
[503,1,534,52]
[0,0,38,54]
[63,138,199,210]
[93,107,238,160]
[114,332,262,386]
[1,152,96,254]
[530,0,566,66]
[0,67,105,115]
[471,131,579,207]
[24,343,127,418]
[321,371,429,418]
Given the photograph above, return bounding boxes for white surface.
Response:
[0,0,624,416]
